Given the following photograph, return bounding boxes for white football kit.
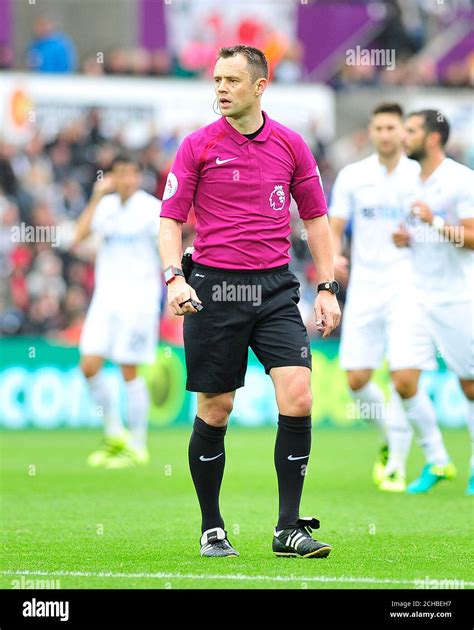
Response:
[330,153,436,371]
[405,158,474,379]
[79,189,162,365]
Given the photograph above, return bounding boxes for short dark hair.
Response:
[407,109,450,147]
[372,102,403,118]
[217,45,269,82]
[110,153,138,170]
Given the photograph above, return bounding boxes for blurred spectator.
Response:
[26,252,65,303]
[150,49,173,76]
[0,155,34,220]
[176,42,213,77]
[0,44,13,69]
[104,48,130,74]
[24,294,62,335]
[26,17,77,73]
[129,48,152,75]
[444,57,473,87]
[82,55,105,76]
[377,0,424,56]
[85,110,107,146]
[53,178,87,220]
[56,284,88,345]
[64,259,94,298]
[274,40,304,83]
[10,247,34,312]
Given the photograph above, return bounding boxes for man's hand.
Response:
[411,200,434,225]
[314,291,341,339]
[167,276,202,316]
[71,174,116,249]
[392,223,410,248]
[91,174,115,198]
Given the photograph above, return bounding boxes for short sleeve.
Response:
[290,137,328,220]
[329,167,353,220]
[456,168,474,220]
[160,136,199,223]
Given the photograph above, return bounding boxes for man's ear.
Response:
[255,78,268,97]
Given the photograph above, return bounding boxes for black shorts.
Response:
[183,263,312,393]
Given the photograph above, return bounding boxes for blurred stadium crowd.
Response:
[0,0,472,88]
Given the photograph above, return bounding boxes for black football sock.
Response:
[188,415,227,533]
[274,413,312,530]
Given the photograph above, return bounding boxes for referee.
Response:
[159,45,341,558]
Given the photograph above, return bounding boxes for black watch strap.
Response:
[317,280,339,295]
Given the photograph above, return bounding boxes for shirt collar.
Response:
[420,157,448,186]
[220,111,272,145]
[371,152,405,176]
[119,190,139,208]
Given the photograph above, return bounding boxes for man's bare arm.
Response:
[159,217,184,269]
[303,215,341,338]
[329,216,347,258]
[444,218,474,250]
[158,217,201,315]
[304,215,335,283]
[329,216,350,283]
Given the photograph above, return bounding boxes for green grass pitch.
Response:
[1,427,472,590]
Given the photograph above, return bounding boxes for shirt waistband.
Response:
[193,263,289,275]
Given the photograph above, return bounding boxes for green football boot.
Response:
[379,470,406,493]
[104,445,150,469]
[373,443,389,486]
[87,432,129,467]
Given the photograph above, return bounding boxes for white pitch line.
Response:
[1,569,472,587]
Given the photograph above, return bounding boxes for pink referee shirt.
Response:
[160,112,328,269]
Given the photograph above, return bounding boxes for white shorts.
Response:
[339,288,437,372]
[79,299,159,365]
[422,299,474,380]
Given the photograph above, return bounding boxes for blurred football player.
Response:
[73,155,162,468]
[393,110,473,494]
[330,103,438,492]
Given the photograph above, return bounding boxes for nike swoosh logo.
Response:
[287,454,310,461]
[216,157,237,165]
[199,453,224,462]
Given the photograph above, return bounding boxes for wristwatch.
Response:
[432,215,446,232]
[317,280,340,295]
[164,265,185,285]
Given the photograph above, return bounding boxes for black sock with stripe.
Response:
[188,416,227,534]
[274,413,312,530]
